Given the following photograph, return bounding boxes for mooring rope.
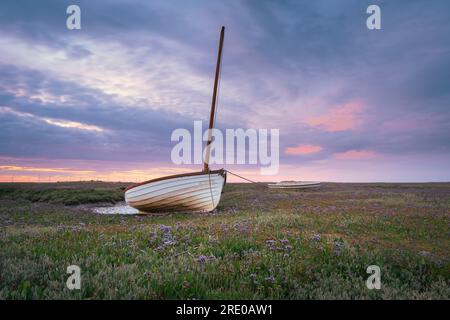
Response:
[224,170,267,185]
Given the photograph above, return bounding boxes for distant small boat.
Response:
[125,26,227,213]
[268,181,321,189]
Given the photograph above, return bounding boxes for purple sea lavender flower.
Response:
[196,255,208,264]
[163,240,176,246]
[266,239,276,246]
[234,222,249,233]
[159,224,172,233]
[266,239,277,250]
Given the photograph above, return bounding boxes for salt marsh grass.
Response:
[0,182,448,299]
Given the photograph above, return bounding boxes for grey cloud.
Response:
[0,0,449,173]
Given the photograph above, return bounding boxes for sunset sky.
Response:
[1,0,449,182]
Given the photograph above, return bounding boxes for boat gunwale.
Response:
[124,169,226,192]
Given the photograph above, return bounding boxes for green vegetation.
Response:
[0,182,126,205]
[0,182,449,299]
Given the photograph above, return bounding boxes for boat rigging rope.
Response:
[207,170,266,211]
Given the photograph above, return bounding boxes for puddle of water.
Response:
[92,204,139,215]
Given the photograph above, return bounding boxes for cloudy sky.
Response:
[0,0,449,182]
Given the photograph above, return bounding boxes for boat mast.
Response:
[203,26,225,172]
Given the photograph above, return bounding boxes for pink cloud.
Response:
[285,144,323,155]
[305,101,364,132]
[334,150,378,160]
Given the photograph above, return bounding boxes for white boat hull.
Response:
[125,170,226,213]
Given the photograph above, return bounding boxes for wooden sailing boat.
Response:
[124,26,227,213]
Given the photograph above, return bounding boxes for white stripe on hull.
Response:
[125,171,226,213]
